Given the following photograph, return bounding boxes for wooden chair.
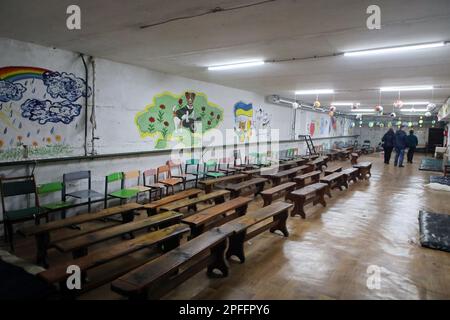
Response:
[0,175,45,251]
[156,165,183,195]
[218,157,237,175]
[123,170,151,201]
[104,172,139,208]
[37,182,75,219]
[63,171,103,213]
[167,160,197,189]
[143,169,165,201]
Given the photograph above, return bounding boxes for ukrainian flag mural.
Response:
[234,101,253,143]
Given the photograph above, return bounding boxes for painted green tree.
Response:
[135,91,223,149]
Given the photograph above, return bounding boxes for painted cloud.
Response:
[42,71,91,102]
[21,99,81,124]
[0,80,26,102]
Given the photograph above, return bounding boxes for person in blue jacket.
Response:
[381,128,395,164]
[394,125,407,167]
[406,130,419,163]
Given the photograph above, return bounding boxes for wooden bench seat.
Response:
[225,177,268,198]
[39,224,190,294]
[324,166,342,176]
[342,167,359,184]
[53,211,183,258]
[302,155,320,161]
[111,225,235,299]
[159,190,229,213]
[294,170,321,188]
[319,172,348,197]
[198,174,247,194]
[353,162,372,180]
[182,197,252,238]
[21,202,144,267]
[286,183,328,218]
[307,157,327,171]
[260,182,297,206]
[143,188,202,216]
[260,165,309,186]
[224,202,293,263]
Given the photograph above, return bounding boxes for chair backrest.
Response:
[37,182,64,195]
[204,160,217,172]
[166,160,183,176]
[233,150,242,165]
[156,165,170,181]
[105,172,124,194]
[143,169,157,185]
[219,157,231,169]
[123,170,140,187]
[0,175,39,212]
[63,170,92,196]
[185,159,199,174]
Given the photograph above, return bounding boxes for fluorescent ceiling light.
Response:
[380,86,433,92]
[350,109,375,113]
[400,108,428,112]
[402,101,430,105]
[208,60,265,71]
[331,102,357,106]
[295,89,334,95]
[344,42,446,57]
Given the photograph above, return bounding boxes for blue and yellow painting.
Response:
[234,101,253,143]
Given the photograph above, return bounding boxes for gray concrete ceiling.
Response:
[1,0,450,114]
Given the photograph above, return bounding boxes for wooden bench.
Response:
[302,155,320,161]
[198,174,248,194]
[351,153,359,165]
[307,158,326,171]
[224,202,293,263]
[143,188,202,216]
[52,211,183,258]
[159,190,229,214]
[39,224,190,295]
[324,166,342,176]
[260,182,297,206]
[320,172,348,197]
[260,165,309,186]
[181,197,252,238]
[325,151,339,161]
[21,202,144,267]
[224,177,268,198]
[111,224,235,299]
[342,167,359,184]
[353,162,372,180]
[286,183,328,218]
[294,170,321,188]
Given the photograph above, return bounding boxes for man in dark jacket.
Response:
[382,128,395,164]
[406,130,419,163]
[394,126,407,167]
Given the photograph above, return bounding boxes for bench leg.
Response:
[325,184,332,198]
[189,225,204,239]
[317,189,327,207]
[270,210,289,237]
[230,190,240,199]
[204,185,213,194]
[161,235,182,252]
[207,239,229,277]
[214,195,226,205]
[255,182,265,196]
[262,195,272,207]
[235,204,248,216]
[227,231,246,263]
[291,197,306,219]
[35,232,50,268]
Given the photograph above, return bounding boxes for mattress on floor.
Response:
[430,176,450,186]
[419,210,450,253]
[419,158,448,172]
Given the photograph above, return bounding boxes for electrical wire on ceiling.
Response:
[140,0,277,29]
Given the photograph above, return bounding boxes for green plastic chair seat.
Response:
[41,201,74,211]
[109,189,139,199]
[5,206,42,221]
[206,172,226,178]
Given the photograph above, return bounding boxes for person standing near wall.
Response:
[406,130,419,164]
[394,125,407,167]
[382,128,395,164]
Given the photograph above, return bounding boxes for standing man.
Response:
[382,128,395,164]
[394,125,407,167]
[406,130,419,164]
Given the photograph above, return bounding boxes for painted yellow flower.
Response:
[55,135,62,142]
[46,137,52,143]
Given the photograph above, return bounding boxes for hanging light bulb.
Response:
[390,112,396,118]
[313,100,321,108]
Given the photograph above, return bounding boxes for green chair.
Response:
[37,182,74,219]
[203,160,226,178]
[184,159,202,187]
[0,175,46,251]
[104,172,139,208]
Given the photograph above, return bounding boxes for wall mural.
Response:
[0,66,90,161]
[234,101,272,143]
[135,91,223,149]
